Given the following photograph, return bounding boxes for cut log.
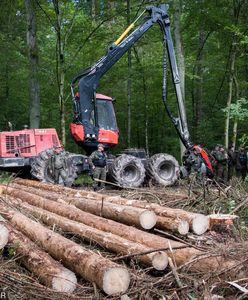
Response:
[156,216,189,235]
[7,184,156,230]
[0,204,130,295]
[209,214,239,230]
[12,183,189,235]
[1,187,242,275]
[0,223,9,250]
[13,181,207,234]
[0,185,186,251]
[81,195,208,235]
[5,223,77,293]
[63,197,157,230]
[7,196,168,270]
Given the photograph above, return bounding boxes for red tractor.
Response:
[0,5,213,187]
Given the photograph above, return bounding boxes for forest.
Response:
[0,0,248,160]
[1,2,248,298]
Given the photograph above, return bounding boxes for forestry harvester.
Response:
[0,4,213,187]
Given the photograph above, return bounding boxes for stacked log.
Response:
[0,185,185,251]
[4,223,77,293]
[7,196,168,271]
[2,185,156,230]
[103,196,209,235]
[0,204,130,295]
[13,181,206,235]
[0,185,241,275]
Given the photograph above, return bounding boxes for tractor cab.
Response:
[70,92,119,154]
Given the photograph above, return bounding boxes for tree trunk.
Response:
[0,223,9,249]
[192,27,205,142]
[224,43,236,149]
[5,223,77,293]
[0,204,130,295]
[25,0,40,128]
[53,0,66,145]
[133,47,149,155]
[232,73,240,149]
[8,197,168,271]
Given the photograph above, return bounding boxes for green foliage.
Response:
[0,172,12,183]
[222,98,248,121]
[239,134,248,146]
[0,0,247,157]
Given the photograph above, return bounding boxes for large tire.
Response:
[147,153,179,186]
[108,154,145,188]
[31,149,77,187]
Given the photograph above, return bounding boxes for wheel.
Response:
[108,154,145,188]
[147,153,179,186]
[31,149,77,187]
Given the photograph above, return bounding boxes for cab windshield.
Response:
[96,100,118,131]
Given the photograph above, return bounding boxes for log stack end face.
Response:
[150,251,168,271]
[0,223,9,249]
[139,210,157,230]
[102,267,130,295]
[178,220,190,236]
[52,268,77,293]
[192,215,210,235]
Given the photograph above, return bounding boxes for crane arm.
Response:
[71,4,214,178]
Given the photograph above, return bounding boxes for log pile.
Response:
[0,179,245,298]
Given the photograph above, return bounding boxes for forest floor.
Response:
[0,177,248,300]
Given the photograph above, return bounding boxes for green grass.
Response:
[0,172,12,184]
[74,174,93,186]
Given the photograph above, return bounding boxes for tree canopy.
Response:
[0,0,247,160]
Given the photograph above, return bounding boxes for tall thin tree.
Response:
[25,0,40,128]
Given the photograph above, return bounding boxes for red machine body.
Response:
[70,92,119,152]
[0,128,61,159]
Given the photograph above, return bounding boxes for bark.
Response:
[224,42,236,149]
[1,184,185,251]
[13,181,204,234]
[224,0,242,149]
[0,223,9,249]
[156,216,189,236]
[59,197,157,230]
[1,185,241,275]
[9,183,157,230]
[53,0,66,145]
[209,214,239,229]
[8,197,168,271]
[133,47,149,155]
[98,196,206,235]
[5,223,77,293]
[0,204,130,295]
[232,73,240,149]
[192,27,205,142]
[25,0,40,128]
